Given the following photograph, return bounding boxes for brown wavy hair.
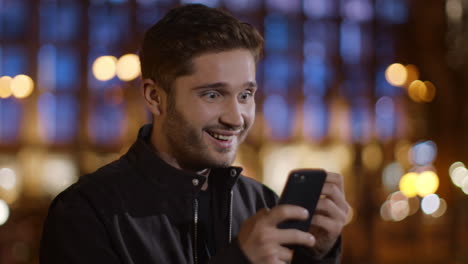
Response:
[139,4,264,93]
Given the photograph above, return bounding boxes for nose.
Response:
[219,98,244,129]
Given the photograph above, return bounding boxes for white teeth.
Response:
[210,132,232,141]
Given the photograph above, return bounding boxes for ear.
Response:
[142,78,166,116]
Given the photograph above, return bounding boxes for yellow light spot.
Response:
[404,64,419,87]
[399,172,418,197]
[0,76,13,98]
[92,56,117,81]
[362,142,383,171]
[408,80,425,102]
[421,81,436,102]
[385,63,407,87]
[415,171,439,197]
[116,54,141,81]
[11,75,34,98]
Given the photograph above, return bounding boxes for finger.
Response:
[277,246,294,262]
[320,183,349,213]
[275,228,316,248]
[265,204,309,226]
[314,197,347,223]
[324,172,344,192]
[310,214,343,237]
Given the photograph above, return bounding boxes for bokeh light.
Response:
[408,196,420,215]
[411,140,437,166]
[41,156,78,196]
[421,81,436,102]
[390,200,410,221]
[0,199,9,226]
[0,76,13,98]
[362,142,383,171]
[431,198,447,218]
[399,172,418,197]
[462,177,468,194]
[408,80,425,102]
[450,166,468,187]
[382,162,404,192]
[11,75,34,99]
[116,54,141,81]
[385,63,407,87]
[421,194,440,214]
[92,56,117,81]
[380,201,392,221]
[449,161,465,175]
[415,171,439,197]
[0,168,17,190]
[404,64,419,87]
[394,140,412,168]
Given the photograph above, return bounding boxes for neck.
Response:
[150,125,210,190]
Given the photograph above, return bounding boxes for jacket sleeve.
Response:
[40,192,121,264]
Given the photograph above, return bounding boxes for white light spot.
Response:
[0,168,17,190]
[421,194,440,215]
[0,200,10,225]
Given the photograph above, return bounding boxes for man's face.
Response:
[162,49,257,171]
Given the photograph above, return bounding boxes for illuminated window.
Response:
[263,95,294,140]
[303,96,328,141]
[0,98,21,143]
[38,93,79,143]
[0,0,28,39]
[40,2,81,43]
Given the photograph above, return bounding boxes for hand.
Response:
[238,205,316,264]
[308,171,350,258]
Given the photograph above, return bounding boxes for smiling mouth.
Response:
[206,131,234,142]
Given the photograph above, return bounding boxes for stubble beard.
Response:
[163,103,242,171]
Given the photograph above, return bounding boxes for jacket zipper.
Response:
[193,189,234,264]
[228,190,234,243]
[193,198,199,264]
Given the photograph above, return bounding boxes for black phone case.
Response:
[277,169,327,231]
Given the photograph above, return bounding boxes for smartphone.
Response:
[277,169,327,231]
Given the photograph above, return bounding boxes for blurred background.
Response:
[0,0,467,263]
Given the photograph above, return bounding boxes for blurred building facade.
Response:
[0,0,467,263]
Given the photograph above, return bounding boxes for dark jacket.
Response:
[40,125,341,264]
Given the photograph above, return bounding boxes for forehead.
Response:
[186,49,256,83]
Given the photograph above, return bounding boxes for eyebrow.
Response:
[192,81,257,90]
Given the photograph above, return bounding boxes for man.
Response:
[40,4,349,264]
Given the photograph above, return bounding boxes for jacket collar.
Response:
[124,124,243,195]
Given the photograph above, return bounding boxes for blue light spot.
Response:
[1,46,27,76]
[38,93,79,143]
[375,96,395,140]
[0,1,27,39]
[303,56,332,97]
[376,0,408,24]
[0,98,22,142]
[264,15,289,52]
[303,96,328,141]
[263,95,294,140]
[412,140,437,166]
[351,98,371,142]
[89,103,125,145]
[263,55,293,94]
[340,21,362,65]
